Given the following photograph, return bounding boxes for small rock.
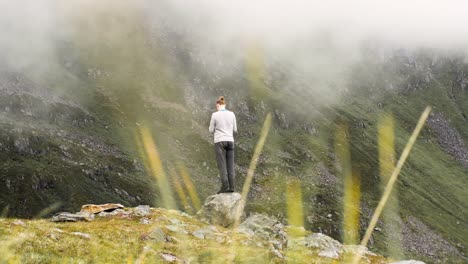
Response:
[12,220,26,227]
[215,236,225,243]
[327,214,332,218]
[51,212,94,222]
[70,232,91,239]
[165,225,187,234]
[166,236,179,244]
[374,227,382,232]
[146,227,167,243]
[192,230,205,239]
[192,228,215,240]
[160,253,178,263]
[169,218,181,225]
[140,218,151,225]
[134,205,151,217]
[52,228,65,233]
[47,233,58,240]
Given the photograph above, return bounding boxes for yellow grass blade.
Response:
[139,126,176,209]
[286,179,304,229]
[378,113,403,258]
[335,123,361,245]
[170,168,191,212]
[176,163,202,211]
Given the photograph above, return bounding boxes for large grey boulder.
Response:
[197,192,244,227]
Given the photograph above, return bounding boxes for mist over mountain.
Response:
[0,1,467,263]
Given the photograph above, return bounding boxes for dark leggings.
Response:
[214,141,235,192]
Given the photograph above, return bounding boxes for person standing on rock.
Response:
[209,96,237,194]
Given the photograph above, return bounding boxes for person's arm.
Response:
[209,113,215,133]
[233,113,238,135]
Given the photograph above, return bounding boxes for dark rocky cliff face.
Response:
[0,2,467,263]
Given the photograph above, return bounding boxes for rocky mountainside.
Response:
[0,2,467,263]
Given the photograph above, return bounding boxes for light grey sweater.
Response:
[209,109,237,143]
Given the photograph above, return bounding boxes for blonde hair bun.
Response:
[217,96,225,105]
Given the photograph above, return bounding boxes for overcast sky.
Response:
[160,0,468,50]
[1,0,468,55]
[1,0,468,76]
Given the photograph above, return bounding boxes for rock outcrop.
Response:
[45,203,428,264]
[197,193,244,227]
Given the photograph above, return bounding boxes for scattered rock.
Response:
[80,203,124,214]
[12,220,26,227]
[402,215,462,260]
[427,112,468,169]
[169,218,182,225]
[51,212,94,222]
[52,228,65,233]
[41,203,428,263]
[145,227,168,243]
[70,232,91,239]
[215,236,226,243]
[166,225,188,234]
[47,232,59,240]
[197,192,244,227]
[160,253,179,263]
[192,228,214,240]
[192,230,205,239]
[140,218,151,225]
[134,205,151,217]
